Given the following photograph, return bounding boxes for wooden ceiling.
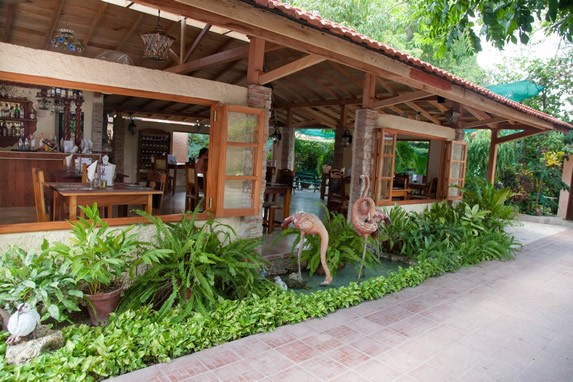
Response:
[0,0,560,133]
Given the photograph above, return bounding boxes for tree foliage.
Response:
[412,0,573,55]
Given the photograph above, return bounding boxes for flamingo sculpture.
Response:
[352,174,391,278]
[282,212,332,286]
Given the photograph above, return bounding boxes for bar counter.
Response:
[0,151,100,207]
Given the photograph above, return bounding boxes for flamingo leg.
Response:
[358,236,368,279]
[297,234,305,278]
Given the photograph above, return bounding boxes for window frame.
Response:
[443,140,468,201]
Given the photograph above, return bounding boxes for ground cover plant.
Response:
[0,186,520,381]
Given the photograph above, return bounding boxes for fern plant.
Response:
[119,210,271,319]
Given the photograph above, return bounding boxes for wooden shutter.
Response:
[212,104,266,217]
[374,129,397,205]
[443,140,467,201]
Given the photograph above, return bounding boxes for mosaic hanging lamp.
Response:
[141,10,175,61]
[49,25,84,54]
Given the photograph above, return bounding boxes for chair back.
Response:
[32,167,50,222]
[265,166,276,183]
[394,173,409,189]
[146,170,167,212]
[152,155,168,172]
[276,168,294,187]
[327,169,350,214]
[184,163,200,212]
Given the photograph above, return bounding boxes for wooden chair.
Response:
[326,169,350,215]
[262,169,294,234]
[81,163,88,183]
[411,177,438,199]
[146,170,167,213]
[184,163,200,212]
[152,155,174,194]
[276,168,295,192]
[31,167,50,222]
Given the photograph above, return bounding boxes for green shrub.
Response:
[0,244,83,323]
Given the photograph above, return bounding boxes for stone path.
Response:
[109,221,573,381]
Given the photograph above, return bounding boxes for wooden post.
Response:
[487,129,499,184]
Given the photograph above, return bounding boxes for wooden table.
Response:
[47,182,163,220]
[168,162,186,195]
[391,187,413,200]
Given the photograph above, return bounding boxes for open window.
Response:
[374,129,397,204]
[211,104,266,217]
[443,140,467,201]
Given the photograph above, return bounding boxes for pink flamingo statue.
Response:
[352,174,391,278]
[282,212,332,286]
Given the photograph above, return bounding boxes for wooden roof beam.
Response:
[258,54,326,85]
[362,73,377,109]
[84,3,108,46]
[275,97,361,109]
[463,117,509,129]
[183,23,211,62]
[405,101,441,124]
[464,105,503,129]
[44,0,65,48]
[291,119,321,128]
[372,90,431,109]
[298,108,338,128]
[166,44,249,74]
[3,4,15,43]
[247,36,265,84]
[116,13,144,51]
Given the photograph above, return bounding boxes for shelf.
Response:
[0,117,35,122]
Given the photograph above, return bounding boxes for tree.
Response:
[412,0,573,56]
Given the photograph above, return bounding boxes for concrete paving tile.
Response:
[242,349,295,376]
[349,316,387,334]
[258,328,298,348]
[211,360,265,381]
[329,370,370,381]
[406,363,455,382]
[372,327,410,347]
[275,339,321,362]
[348,335,391,357]
[364,305,412,326]
[265,365,316,381]
[107,365,166,382]
[353,358,402,381]
[300,331,342,352]
[225,336,272,359]
[157,355,209,381]
[192,346,241,370]
[388,314,438,338]
[377,348,426,374]
[299,353,349,380]
[324,344,370,367]
[324,324,364,344]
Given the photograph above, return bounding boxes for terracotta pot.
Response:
[85,287,123,325]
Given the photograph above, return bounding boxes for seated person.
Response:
[196,147,208,175]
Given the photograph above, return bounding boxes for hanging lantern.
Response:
[50,27,84,54]
[270,127,282,144]
[141,10,175,61]
[342,128,353,148]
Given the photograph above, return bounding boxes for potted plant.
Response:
[49,203,165,325]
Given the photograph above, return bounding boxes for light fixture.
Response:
[270,127,282,144]
[128,114,137,135]
[49,25,84,54]
[342,128,353,148]
[445,109,461,124]
[141,10,175,61]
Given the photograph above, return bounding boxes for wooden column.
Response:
[247,36,265,85]
[487,129,499,184]
[333,105,347,169]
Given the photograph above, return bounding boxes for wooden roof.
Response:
[1,0,571,135]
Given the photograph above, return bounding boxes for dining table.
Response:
[391,187,413,200]
[47,182,163,221]
[49,169,129,183]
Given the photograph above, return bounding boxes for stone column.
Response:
[279,126,294,170]
[238,84,271,238]
[90,93,104,152]
[349,109,378,217]
[112,113,124,175]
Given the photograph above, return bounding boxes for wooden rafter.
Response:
[464,105,503,129]
[298,107,338,128]
[372,90,430,109]
[166,44,249,74]
[494,128,542,144]
[84,3,108,46]
[276,97,361,109]
[291,119,320,128]
[405,101,440,124]
[183,23,211,63]
[463,117,509,129]
[44,0,65,48]
[116,13,144,51]
[3,4,15,43]
[258,54,325,85]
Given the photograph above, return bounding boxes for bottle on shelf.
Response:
[14,104,20,119]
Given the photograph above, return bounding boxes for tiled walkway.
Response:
[109,222,573,381]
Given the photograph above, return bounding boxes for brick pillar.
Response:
[349,109,378,217]
[91,93,104,152]
[454,128,464,141]
[238,85,271,238]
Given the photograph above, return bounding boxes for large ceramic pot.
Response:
[85,287,123,325]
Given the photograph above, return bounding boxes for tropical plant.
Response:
[0,244,83,323]
[284,208,379,278]
[118,210,271,318]
[49,203,163,296]
[461,178,517,229]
